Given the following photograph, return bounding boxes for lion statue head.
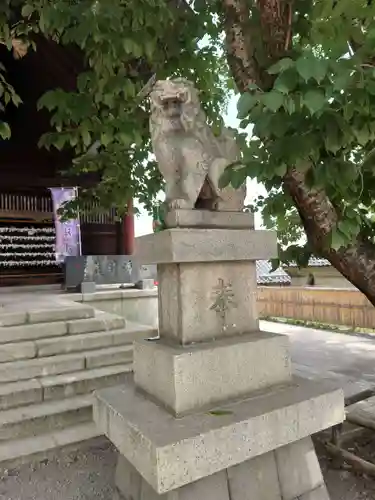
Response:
[149,78,209,139]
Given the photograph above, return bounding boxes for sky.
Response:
[134,95,266,236]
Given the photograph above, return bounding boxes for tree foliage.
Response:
[222,0,375,270]
[3,0,375,297]
[0,0,227,215]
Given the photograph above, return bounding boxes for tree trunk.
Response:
[220,0,375,305]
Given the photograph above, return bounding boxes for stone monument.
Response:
[94,78,344,500]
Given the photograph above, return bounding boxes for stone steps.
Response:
[0,304,95,328]
[35,325,143,358]
[0,321,145,368]
[42,363,133,401]
[0,301,156,465]
[0,422,100,466]
[0,364,133,465]
[0,342,136,383]
[0,395,93,442]
[0,311,125,345]
[0,363,133,410]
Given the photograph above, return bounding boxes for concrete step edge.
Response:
[0,330,147,383]
[0,308,120,329]
[65,312,126,335]
[0,395,94,426]
[0,422,100,466]
[0,315,119,343]
[0,324,156,366]
[40,363,132,388]
[34,329,133,358]
[0,363,133,397]
[0,364,132,411]
[0,318,156,346]
[26,305,96,325]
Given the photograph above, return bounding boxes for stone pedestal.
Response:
[94,210,344,500]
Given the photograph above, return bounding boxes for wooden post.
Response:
[122,199,134,255]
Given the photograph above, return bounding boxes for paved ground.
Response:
[262,320,375,397]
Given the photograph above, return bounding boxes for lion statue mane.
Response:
[149,78,246,212]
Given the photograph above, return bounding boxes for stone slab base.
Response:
[94,378,344,494]
[135,228,277,265]
[134,332,292,415]
[165,209,254,229]
[114,437,330,500]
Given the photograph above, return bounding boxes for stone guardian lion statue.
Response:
[149,78,246,212]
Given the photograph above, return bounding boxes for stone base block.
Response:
[113,437,330,500]
[165,209,254,229]
[134,332,292,415]
[135,228,277,264]
[94,377,344,494]
[275,437,324,500]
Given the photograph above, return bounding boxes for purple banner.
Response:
[49,188,82,264]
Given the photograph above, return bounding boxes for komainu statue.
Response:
[149,78,246,212]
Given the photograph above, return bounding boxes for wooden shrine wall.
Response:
[0,190,119,286]
[0,38,128,286]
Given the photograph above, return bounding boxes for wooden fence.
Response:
[257,286,375,329]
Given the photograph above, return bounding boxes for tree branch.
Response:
[221,0,262,91]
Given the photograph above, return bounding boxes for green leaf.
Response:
[237,92,258,119]
[254,113,272,138]
[13,94,22,107]
[218,166,233,189]
[333,70,352,91]
[248,83,259,91]
[101,132,112,147]
[230,167,247,189]
[208,410,233,416]
[54,134,67,151]
[354,126,371,146]
[123,39,133,54]
[0,121,11,140]
[262,91,284,112]
[268,116,286,138]
[303,90,325,115]
[243,160,262,178]
[274,163,287,177]
[118,132,132,147]
[144,39,155,60]
[296,57,328,83]
[283,96,296,114]
[268,58,295,75]
[296,57,312,82]
[21,4,35,17]
[338,220,358,238]
[274,71,299,94]
[330,229,346,251]
[324,125,341,154]
[81,127,91,148]
[37,91,58,112]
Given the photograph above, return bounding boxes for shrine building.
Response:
[0,37,134,287]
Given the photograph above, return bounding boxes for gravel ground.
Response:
[0,439,117,500]
[1,437,375,500]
